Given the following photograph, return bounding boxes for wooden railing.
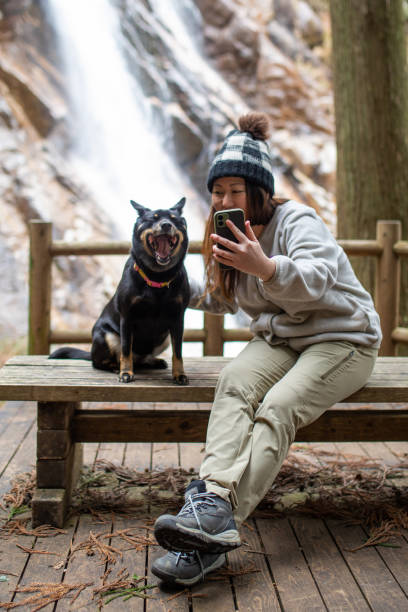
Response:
[28,220,408,357]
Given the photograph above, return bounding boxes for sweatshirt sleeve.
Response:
[258,207,340,304]
[188,276,238,314]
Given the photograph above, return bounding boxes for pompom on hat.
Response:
[207,112,275,197]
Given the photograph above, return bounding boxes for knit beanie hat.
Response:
[207,112,275,196]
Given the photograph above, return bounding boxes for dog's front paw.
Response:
[173,374,189,385]
[119,371,134,383]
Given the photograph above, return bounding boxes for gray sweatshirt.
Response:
[189,201,382,352]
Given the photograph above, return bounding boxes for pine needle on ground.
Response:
[0,581,92,611]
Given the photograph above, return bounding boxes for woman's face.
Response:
[211,177,248,216]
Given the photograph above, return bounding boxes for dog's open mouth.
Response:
[148,234,179,265]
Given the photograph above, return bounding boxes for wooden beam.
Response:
[204,313,224,355]
[71,407,408,443]
[49,328,207,345]
[337,239,382,255]
[50,240,203,256]
[375,220,401,356]
[393,240,408,256]
[392,326,408,345]
[29,221,52,354]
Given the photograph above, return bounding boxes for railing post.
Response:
[29,220,53,355]
[203,313,224,355]
[375,220,401,356]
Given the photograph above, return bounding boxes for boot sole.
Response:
[154,518,241,554]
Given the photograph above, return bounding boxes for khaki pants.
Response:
[199,336,378,527]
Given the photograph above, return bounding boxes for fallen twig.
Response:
[70,530,122,565]
[0,581,92,611]
[15,544,58,556]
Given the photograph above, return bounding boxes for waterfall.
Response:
[45,0,206,240]
[45,0,249,356]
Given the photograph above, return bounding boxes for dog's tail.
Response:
[49,347,91,360]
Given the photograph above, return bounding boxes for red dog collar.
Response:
[133,263,173,288]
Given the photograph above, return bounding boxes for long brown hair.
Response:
[201,180,285,301]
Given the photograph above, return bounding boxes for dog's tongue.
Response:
[156,235,171,259]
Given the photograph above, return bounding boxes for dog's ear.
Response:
[130,200,150,216]
[170,197,186,215]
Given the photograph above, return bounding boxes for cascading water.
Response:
[45,0,206,240]
[45,0,247,355]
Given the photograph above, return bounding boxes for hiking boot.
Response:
[151,550,227,585]
[154,479,241,554]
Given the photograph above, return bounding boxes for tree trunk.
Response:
[330,0,408,352]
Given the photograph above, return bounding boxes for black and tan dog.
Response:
[50,198,190,385]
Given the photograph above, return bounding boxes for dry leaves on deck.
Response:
[70,530,123,565]
[256,445,408,549]
[0,471,36,521]
[0,581,92,611]
[0,518,66,538]
[69,527,158,565]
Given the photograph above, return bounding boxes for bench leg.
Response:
[32,401,82,528]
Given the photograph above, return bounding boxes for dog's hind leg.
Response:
[91,331,120,373]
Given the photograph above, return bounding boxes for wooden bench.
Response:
[0,354,407,527]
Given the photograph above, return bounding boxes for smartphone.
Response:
[213,208,246,269]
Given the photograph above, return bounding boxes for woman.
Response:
[151,112,382,586]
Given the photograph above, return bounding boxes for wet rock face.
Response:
[195,0,260,93]
[0,0,336,351]
[191,0,335,220]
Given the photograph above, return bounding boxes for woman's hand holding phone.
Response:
[211,215,276,281]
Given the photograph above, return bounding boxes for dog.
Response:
[49,198,190,385]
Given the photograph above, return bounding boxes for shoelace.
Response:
[178,492,218,533]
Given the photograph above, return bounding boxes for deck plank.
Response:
[93,440,148,611]
[256,517,325,611]
[290,516,370,610]
[102,515,147,611]
[0,401,34,438]
[228,521,281,611]
[327,519,408,611]
[13,516,78,610]
[356,442,408,598]
[51,443,100,611]
[0,530,36,608]
[147,419,189,612]
[54,513,108,610]
[0,425,36,499]
[327,442,408,611]
[0,402,36,484]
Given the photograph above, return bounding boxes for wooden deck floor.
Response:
[0,400,407,611]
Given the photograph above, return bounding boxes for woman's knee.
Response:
[255,388,301,435]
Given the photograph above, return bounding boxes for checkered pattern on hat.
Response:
[207,129,275,196]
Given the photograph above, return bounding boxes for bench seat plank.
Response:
[1,356,408,403]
